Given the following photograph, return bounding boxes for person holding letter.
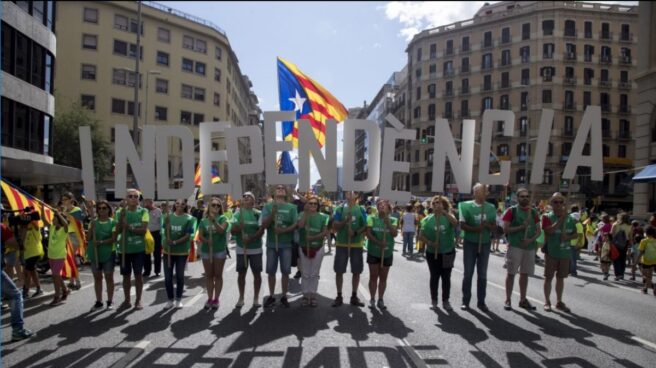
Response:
[261,185,298,308]
[297,196,330,307]
[162,200,195,309]
[458,183,497,311]
[231,192,264,308]
[87,200,117,310]
[199,197,229,310]
[419,195,458,311]
[365,199,399,310]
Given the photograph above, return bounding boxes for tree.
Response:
[53,103,112,182]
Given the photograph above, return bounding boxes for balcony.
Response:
[459,110,470,118]
[563,77,577,85]
[618,81,632,90]
[600,55,612,64]
[600,31,613,41]
[563,52,577,62]
[543,75,553,82]
[562,129,575,138]
[521,103,528,111]
[620,55,632,65]
[603,157,631,167]
[602,130,611,139]
[460,65,470,74]
[584,78,592,86]
[483,84,493,92]
[620,32,633,43]
[521,55,530,64]
[498,58,512,68]
[498,81,511,90]
[461,44,470,53]
[584,31,593,39]
[543,53,554,60]
[499,37,512,45]
[444,48,454,56]
[443,89,453,97]
[584,54,593,62]
[563,102,576,111]
[601,104,611,112]
[481,40,494,50]
[521,78,530,86]
[459,87,470,95]
[428,73,437,80]
[564,29,578,38]
[429,52,437,60]
[481,63,494,71]
[617,130,631,140]
[442,111,453,119]
[443,69,455,78]
[599,79,612,88]
[619,105,631,114]
[498,103,511,111]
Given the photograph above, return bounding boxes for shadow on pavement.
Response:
[469,308,546,352]
[433,307,488,346]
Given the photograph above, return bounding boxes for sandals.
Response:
[544,303,553,312]
[49,297,63,306]
[519,299,537,311]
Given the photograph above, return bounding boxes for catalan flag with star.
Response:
[277,57,348,152]
[194,164,222,187]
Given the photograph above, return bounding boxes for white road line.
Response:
[109,340,150,368]
[631,336,656,351]
[186,290,206,306]
[397,338,428,368]
[358,283,371,302]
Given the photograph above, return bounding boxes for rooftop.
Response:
[142,0,226,36]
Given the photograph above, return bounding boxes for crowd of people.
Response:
[2,183,656,343]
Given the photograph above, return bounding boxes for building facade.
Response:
[632,2,656,218]
[405,1,637,208]
[2,1,82,195]
[54,1,263,199]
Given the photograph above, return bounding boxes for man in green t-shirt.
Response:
[231,192,264,308]
[541,192,578,313]
[260,185,298,308]
[458,183,497,311]
[502,188,541,311]
[331,191,367,307]
[115,188,149,310]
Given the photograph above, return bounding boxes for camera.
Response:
[5,207,40,227]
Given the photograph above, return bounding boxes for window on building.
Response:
[193,113,204,125]
[620,70,629,83]
[600,69,609,82]
[126,101,140,116]
[114,14,128,30]
[444,102,452,118]
[461,78,469,94]
[500,95,509,110]
[81,95,95,110]
[542,20,554,36]
[542,89,552,104]
[413,106,421,119]
[520,46,530,63]
[482,53,493,69]
[82,34,97,49]
[84,7,98,23]
[501,49,511,65]
[429,43,437,59]
[183,35,194,49]
[521,69,529,85]
[215,46,222,60]
[462,36,470,51]
[601,46,611,62]
[156,51,169,66]
[443,60,453,75]
[416,47,422,61]
[156,27,171,43]
[81,64,96,80]
[154,106,167,121]
[194,87,205,102]
[600,92,610,111]
[155,78,168,94]
[128,43,142,59]
[461,99,469,117]
[181,84,193,99]
[214,68,221,82]
[112,98,125,114]
[415,68,422,79]
[483,31,492,47]
[521,92,528,110]
[195,39,207,53]
[583,68,594,85]
[522,23,530,40]
[412,173,419,186]
[584,21,592,38]
[428,84,436,99]
[195,61,206,76]
[113,39,127,55]
[501,27,511,43]
[618,145,627,158]
[461,57,469,73]
[182,58,193,72]
[621,24,631,41]
[428,104,436,120]
[445,81,453,95]
[564,20,576,37]
[181,110,192,124]
[446,39,453,54]
[583,91,591,109]
[483,74,492,91]
[129,18,142,35]
[214,93,221,106]
[601,22,610,39]
[482,97,493,112]
[543,43,554,59]
[497,144,509,156]
[544,170,553,185]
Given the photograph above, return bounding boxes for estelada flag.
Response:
[194,164,221,187]
[67,207,87,261]
[277,57,348,149]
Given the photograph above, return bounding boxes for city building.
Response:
[405,1,637,209]
[54,1,263,200]
[632,2,656,218]
[2,1,81,199]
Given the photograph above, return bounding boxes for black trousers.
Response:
[426,252,453,302]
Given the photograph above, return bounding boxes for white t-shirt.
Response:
[402,212,416,232]
[148,207,162,232]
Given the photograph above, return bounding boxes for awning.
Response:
[632,164,656,183]
[1,158,82,185]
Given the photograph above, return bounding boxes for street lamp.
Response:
[144,70,162,126]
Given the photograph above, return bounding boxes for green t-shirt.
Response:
[162,213,195,255]
[232,209,262,250]
[366,215,398,258]
[420,214,456,254]
[199,215,229,253]
[458,200,497,244]
[262,202,298,248]
[115,207,149,254]
[87,218,117,263]
[504,206,540,250]
[333,204,367,248]
[543,212,577,259]
[298,212,329,249]
[48,226,68,260]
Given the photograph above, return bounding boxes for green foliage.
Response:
[53,103,112,181]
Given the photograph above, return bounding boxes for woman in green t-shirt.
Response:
[297,196,330,307]
[365,199,399,310]
[418,195,459,311]
[163,200,195,309]
[87,200,118,311]
[48,209,69,306]
[198,197,229,310]
[231,192,264,308]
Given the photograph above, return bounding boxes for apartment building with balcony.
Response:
[405,1,637,208]
[2,1,82,195]
[54,1,262,199]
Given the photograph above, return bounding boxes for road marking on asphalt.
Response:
[186,290,206,307]
[451,267,543,305]
[631,336,656,351]
[109,340,150,368]
[397,338,428,368]
[358,283,371,303]
[226,261,236,272]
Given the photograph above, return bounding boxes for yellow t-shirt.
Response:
[639,237,656,266]
[23,222,44,260]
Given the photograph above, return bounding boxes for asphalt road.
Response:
[3,235,656,368]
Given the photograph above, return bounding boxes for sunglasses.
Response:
[98,206,109,210]
[127,195,139,199]
[307,202,319,206]
[211,203,221,208]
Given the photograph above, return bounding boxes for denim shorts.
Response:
[266,247,292,275]
[333,247,364,274]
[91,253,116,274]
[200,250,227,260]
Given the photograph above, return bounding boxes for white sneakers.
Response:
[165,300,174,309]
[175,300,184,309]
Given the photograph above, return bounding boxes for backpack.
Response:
[612,227,628,251]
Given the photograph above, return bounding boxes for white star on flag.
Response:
[289,90,306,113]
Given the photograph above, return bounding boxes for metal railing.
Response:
[142,1,226,36]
